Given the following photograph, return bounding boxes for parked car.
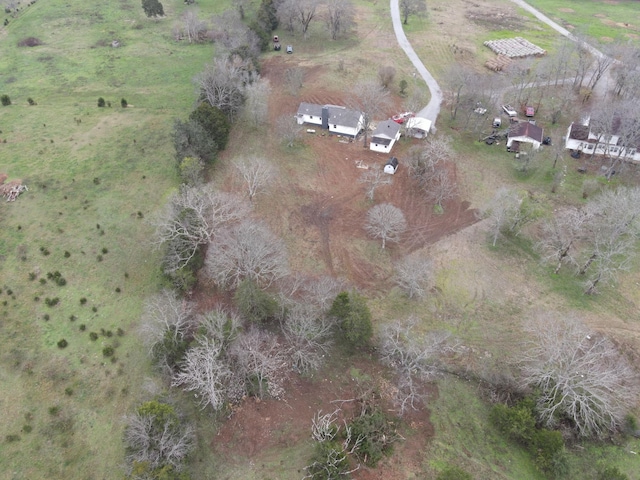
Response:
[502,104,517,117]
[286,45,293,54]
[384,157,399,174]
[525,106,535,117]
[392,111,414,124]
[492,117,502,128]
[542,136,552,145]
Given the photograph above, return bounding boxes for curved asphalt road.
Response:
[390,0,442,127]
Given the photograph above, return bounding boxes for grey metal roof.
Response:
[297,103,362,129]
[372,120,401,140]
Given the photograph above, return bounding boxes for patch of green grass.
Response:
[526,0,640,44]
[425,377,543,479]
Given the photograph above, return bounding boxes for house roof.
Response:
[568,122,590,141]
[296,103,363,129]
[297,102,323,117]
[328,106,362,129]
[405,116,432,132]
[508,121,543,142]
[372,120,401,140]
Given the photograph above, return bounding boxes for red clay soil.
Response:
[203,56,476,475]
[212,359,435,478]
[260,56,478,290]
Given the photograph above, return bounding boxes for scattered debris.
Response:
[0,174,28,201]
[355,160,369,169]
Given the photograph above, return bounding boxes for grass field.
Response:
[526,0,640,43]
[2,0,640,479]
[0,0,231,478]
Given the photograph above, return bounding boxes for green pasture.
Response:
[526,0,640,44]
[0,0,231,478]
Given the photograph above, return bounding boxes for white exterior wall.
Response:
[297,113,322,126]
[564,125,640,162]
[507,136,541,150]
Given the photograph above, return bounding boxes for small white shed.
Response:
[384,157,399,174]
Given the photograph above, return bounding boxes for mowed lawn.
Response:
[0,0,230,478]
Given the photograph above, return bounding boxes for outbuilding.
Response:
[384,157,399,174]
[507,121,543,151]
[405,116,432,139]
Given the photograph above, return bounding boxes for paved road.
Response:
[390,0,442,127]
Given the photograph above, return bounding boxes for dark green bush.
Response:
[97,97,105,107]
[64,251,70,258]
[80,297,87,305]
[5,434,20,442]
[57,339,68,349]
[79,324,86,331]
[598,466,629,480]
[22,425,32,433]
[121,98,128,108]
[27,97,36,105]
[102,346,114,357]
[1,94,11,106]
[348,407,397,466]
[329,291,372,348]
[45,297,60,307]
[234,278,278,323]
[89,332,98,341]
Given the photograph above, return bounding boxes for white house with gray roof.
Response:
[370,120,401,153]
[296,102,363,137]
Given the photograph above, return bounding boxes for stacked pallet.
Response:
[484,37,546,58]
[485,54,512,71]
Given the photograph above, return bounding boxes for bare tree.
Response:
[195,56,257,120]
[229,328,287,399]
[536,207,590,274]
[277,115,303,147]
[282,302,335,374]
[399,0,427,25]
[443,63,476,120]
[295,0,321,38]
[379,318,454,414]
[577,186,640,294]
[150,186,250,273]
[278,273,346,312]
[172,336,232,410]
[124,404,195,472]
[277,0,298,33]
[303,409,362,479]
[393,254,432,299]
[378,66,396,89]
[520,313,639,437]
[365,203,407,249]
[204,220,289,289]
[350,80,391,147]
[324,0,355,40]
[233,155,276,202]
[198,307,242,347]
[242,78,271,129]
[358,166,392,201]
[139,290,195,371]
[481,188,530,247]
[406,136,452,183]
[176,9,208,44]
[426,167,456,208]
[284,67,305,96]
